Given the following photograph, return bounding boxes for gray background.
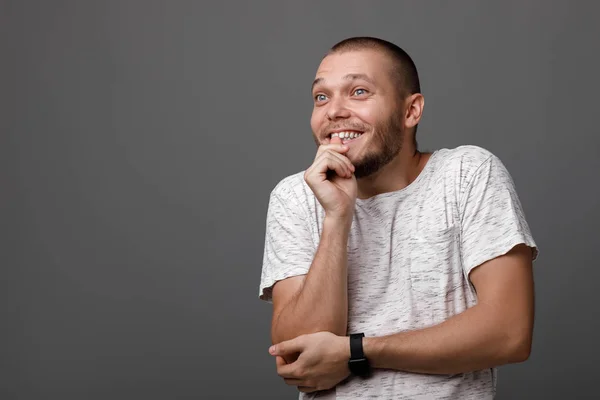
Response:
[2,1,599,399]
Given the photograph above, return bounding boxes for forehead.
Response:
[314,49,393,85]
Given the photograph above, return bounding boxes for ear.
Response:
[405,93,424,129]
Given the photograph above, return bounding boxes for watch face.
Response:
[348,358,371,377]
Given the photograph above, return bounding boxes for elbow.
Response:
[517,335,533,362]
[508,340,531,363]
[505,329,533,364]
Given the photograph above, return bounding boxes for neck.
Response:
[356,143,430,199]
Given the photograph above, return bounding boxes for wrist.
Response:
[362,336,385,369]
[322,216,352,244]
[324,212,353,230]
[338,335,351,359]
[348,333,372,377]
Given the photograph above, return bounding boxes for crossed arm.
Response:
[269,220,535,391]
[362,243,534,375]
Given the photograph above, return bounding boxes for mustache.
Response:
[321,123,371,135]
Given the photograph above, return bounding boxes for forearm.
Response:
[363,302,532,375]
[273,216,350,343]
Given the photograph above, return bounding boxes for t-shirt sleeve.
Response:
[259,183,316,303]
[459,153,539,277]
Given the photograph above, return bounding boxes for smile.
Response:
[330,131,364,144]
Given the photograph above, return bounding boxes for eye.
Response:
[353,88,368,96]
[314,94,328,102]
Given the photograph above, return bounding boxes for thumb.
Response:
[269,337,304,356]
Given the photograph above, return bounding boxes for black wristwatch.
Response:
[348,333,371,377]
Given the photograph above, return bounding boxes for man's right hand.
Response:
[304,136,357,221]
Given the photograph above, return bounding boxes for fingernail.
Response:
[269,346,276,354]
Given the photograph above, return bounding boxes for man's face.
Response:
[310,49,406,178]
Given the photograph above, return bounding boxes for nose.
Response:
[326,97,351,121]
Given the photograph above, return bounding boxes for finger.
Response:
[298,386,317,393]
[315,142,349,159]
[314,155,351,179]
[283,378,303,386]
[330,135,343,145]
[314,153,354,178]
[317,134,348,156]
[277,363,296,378]
[282,352,300,364]
[275,356,287,368]
[270,337,304,357]
[276,357,306,379]
[308,152,348,180]
[322,149,355,173]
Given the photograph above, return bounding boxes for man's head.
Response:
[310,37,424,178]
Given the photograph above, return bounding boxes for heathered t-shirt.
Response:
[259,145,538,400]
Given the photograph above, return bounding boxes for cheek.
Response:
[310,109,324,133]
[351,105,378,126]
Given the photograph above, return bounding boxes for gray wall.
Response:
[2,1,599,399]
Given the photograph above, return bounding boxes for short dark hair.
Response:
[327,37,421,140]
[328,36,421,98]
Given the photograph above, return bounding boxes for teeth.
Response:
[330,131,363,140]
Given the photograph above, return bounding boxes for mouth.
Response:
[329,130,364,144]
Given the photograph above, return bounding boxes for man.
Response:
[258,36,538,399]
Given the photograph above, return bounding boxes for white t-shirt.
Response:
[259,145,538,399]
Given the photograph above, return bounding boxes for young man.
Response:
[258,37,538,399]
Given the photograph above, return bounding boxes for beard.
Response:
[312,113,405,179]
[353,114,404,178]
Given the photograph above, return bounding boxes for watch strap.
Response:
[349,333,365,360]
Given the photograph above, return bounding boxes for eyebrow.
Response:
[311,73,375,92]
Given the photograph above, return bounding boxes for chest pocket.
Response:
[408,224,462,298]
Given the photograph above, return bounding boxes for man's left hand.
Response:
[269,331,351,393]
